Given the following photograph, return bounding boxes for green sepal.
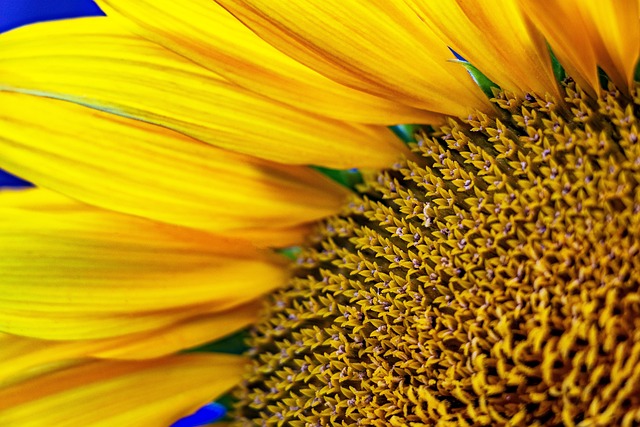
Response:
[277,246,302,261]
[598,66,610,88]
[182,329,250,355]
[215,394,238,422]
[390,124,421,144]
[312,165,363,189]
[635,61,640,83]
[548,46,566,83]
[454,60,499,98]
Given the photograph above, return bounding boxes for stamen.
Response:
[233,81,640,426]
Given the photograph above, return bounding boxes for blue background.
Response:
[0,0,103,33]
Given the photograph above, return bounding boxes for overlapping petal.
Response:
[148,0,490,118]
[92,1,440,125]
[521,0,640,93]
[0,301,260,389]
[0,18,404,168]
[0,189,287,340]
[0,93,354,243]
[405,0,559,97]
[0,354,243,426]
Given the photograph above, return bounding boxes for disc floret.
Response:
[233,81,640,426]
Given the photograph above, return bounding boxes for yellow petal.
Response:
[187,0,489,117]
[91,4,439,125]
[233,223,313,248]
[521,0,640,92]
[0,18,404,168]
[2,308,235,343]
[406,0,558,96]
[0,301,260,387]
[5,187,312,248]
[0,92,351,240]
[0,354,244,427]
[89,302,261,359]
[0,189,286,340]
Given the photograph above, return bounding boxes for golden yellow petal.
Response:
[206,0,489,117]
[233,223,314,248]
[521,0,640,93]
[0,354,244,427]
[0,93,351,240]
[89,304,260,360]
[0,18,404,167]
[92,3,439,125]
[1,308,231,343]
[406,0,559,96]
[0,189,286,340]
[0,302,260,387]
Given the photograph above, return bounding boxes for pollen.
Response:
[232,80,640,426]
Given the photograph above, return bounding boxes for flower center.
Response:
[232,80,640,426]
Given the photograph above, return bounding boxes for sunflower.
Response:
[0,0,639,426]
